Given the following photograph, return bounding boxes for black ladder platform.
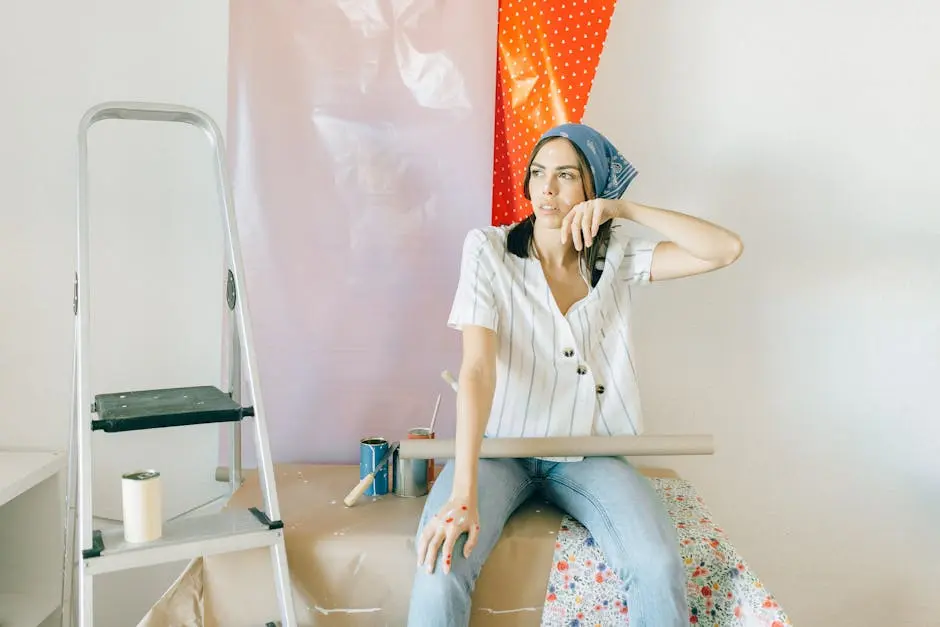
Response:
[92,385,253,433]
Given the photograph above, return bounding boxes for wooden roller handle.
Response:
[441,370,459,392]
[343,473,375,507]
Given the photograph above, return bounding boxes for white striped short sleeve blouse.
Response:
[447,219,658,461]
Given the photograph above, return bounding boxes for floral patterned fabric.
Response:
[541,477,792,626]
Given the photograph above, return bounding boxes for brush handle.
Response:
[343,473,374,507]
[429,393,442,433]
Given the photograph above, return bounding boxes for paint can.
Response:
[392,447,429,497]
[121,469,162,543]
[407,427,436,482]
[359,437,390,496]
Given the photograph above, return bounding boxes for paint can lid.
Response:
[122,469,160,481]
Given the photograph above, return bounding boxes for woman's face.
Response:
[527,138,589,230]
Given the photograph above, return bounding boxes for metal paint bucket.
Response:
[407,426,436,483]
[392,447,429,497]
[359,437,390,496]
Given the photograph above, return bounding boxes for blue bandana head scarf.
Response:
[537,123,638,199]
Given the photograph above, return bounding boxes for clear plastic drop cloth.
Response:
[226,0,499,464]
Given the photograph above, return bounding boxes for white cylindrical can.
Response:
[121,469,163,543]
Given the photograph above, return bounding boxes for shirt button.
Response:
[563,348,574,358]
[577,365,588,375]
[596,384,605,394]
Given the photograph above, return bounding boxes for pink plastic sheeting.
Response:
[226,1,499,464]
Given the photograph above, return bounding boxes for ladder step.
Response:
[82,508,282,576]
[92,385,253,432]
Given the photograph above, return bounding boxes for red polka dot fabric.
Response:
[491,0,620,226]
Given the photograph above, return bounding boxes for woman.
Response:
[407,123,743,626]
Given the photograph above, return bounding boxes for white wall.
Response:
[1,0,230,625]
[2,2,938,627]
[588,2,939,626]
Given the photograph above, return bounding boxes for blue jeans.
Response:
[407,457,688,626]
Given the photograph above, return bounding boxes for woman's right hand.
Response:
[415,495,480,575]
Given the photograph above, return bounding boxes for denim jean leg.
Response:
[543,457,688,626]
[406,458,536,627]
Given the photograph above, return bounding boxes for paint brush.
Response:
[441,370,458,393]
[429,393,441,434]
[344,441,399,507]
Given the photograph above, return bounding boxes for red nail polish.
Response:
[445,517,454,523]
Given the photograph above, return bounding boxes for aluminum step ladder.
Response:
[60,102,297,627]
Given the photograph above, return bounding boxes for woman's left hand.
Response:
[560,199,626,250]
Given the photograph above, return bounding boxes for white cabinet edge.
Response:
[0,449,66,508]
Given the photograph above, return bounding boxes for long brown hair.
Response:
[506,136,613,287]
